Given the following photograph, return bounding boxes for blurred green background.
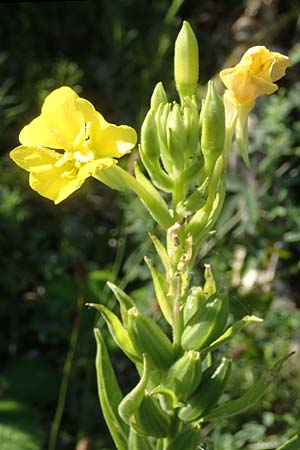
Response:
[0,1,299,449]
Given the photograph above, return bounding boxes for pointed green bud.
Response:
[140,110,173,192]
[162,350,202,401]
[201,81,225,175]
[174,21,199,100]
[167,103,186,172]
[150,82,168,110]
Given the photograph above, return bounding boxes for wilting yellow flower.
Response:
[10,87,137,203]
[220,46,290,105]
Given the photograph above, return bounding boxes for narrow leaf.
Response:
[276,435,300,450]
[94,329,129,450]
[144,256,173,325]
[89,304,141,364]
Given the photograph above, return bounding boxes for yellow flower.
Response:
[220,46,290,105]
[10,86,137,203]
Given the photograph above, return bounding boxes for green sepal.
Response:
[165,426,201,450]
[128,428,154,450]
[144,256,173,325]
[178,357,231,422]
[236,105,252,168]
[150,82,168,110]
[202,315,263,355]
[149,233,171,277]
[88,303,141,364]
[203,354,293,422]
[127,307,174,370]
[276,435,300,450]
[134,162,173,229]
[118,354,149,425]
[132,395,171,438]
[161,350,202,401]
[183,287,205,325]
[106,281,135,326]
[181,293,229,351]
[201,81,225,175]
[93,329,129,450]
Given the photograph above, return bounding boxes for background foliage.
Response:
[0,1,299,449]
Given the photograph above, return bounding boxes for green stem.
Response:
[48,294,83,450]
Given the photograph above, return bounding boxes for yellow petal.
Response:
[10,145,61,172]
[92,122,137,158]
[54,158,116,204]
[20,87,84,149]
[220,66,277,104]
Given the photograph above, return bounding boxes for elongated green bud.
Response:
[140,110,173,192]
[174,21,199,100]
[178,357,232,421]
[150,82,168,110]
[167,103,186,172]
[127,307,174,369]
[162,350,202,401]
[201,81,225,175]
[166,427,201,450]
[132,395,171,438]
[181,293,229,351]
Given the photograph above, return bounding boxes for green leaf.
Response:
[0,399,45,450]
[88,303,141,364]
[203,353,293,422]
[276,435,300,450]
[144,256,173,325]
[201,315,263,355]
[94,328,129,450]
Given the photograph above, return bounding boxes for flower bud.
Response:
[151,82,168,110]
[201,81,225,175]
[174,21,199,100]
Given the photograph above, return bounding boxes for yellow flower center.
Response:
[52,121,95,178]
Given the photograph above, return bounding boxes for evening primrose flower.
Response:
[219,46,290,165]
[220,46,290,106]
[10,87,137,203]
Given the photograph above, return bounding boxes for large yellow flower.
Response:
[10,87,137,203]
[220,46,290,105]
